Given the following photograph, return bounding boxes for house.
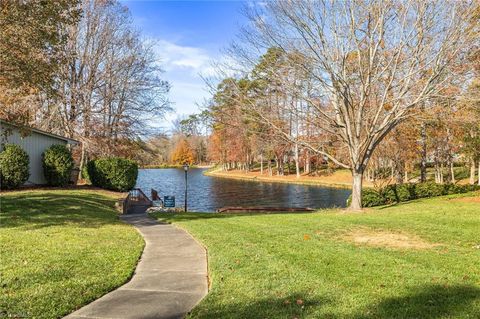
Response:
[0,119,79,185]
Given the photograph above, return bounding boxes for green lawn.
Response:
[0,189,144,319]
[153,193,480,319]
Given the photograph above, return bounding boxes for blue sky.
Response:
[122,1,249,129]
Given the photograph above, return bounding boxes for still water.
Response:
[135,168,351,212]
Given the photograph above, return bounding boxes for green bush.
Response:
[378,184,413,204]
[87,157,138,192]
[349,182,480,208]
[362,188,387,207]
[42,144,74,186]
[395,184,414,202]
[445,184,459,195]
[347,188,386,207]
[0,144,30,189]
[415,182,445,198]
[464,184,480,192]
[381,185,398,204]
[81,164,90,183]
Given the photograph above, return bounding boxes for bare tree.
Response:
[35,0,170,169]
[225,0,477,210]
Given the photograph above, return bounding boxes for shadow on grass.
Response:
[375,191,480,211]
[191,285,480,318]
[151,210,327,224]
[375,196,443,210]
[191,293,331,319]
[354,284,480,319]
[0,192,120,229]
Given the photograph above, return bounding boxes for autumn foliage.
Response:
[171,139,195,165]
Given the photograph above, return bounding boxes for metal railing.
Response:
[122,188,153,214]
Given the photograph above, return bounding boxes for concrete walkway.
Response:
[65,214,208,319]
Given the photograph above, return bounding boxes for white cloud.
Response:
[155,40,216,77]
[150,39,219,127]
[151,39,245,130]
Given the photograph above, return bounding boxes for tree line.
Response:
[203,0,479,210]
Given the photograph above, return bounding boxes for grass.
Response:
[0,189,144,319]
[409,166,471,183]
[153,192,480,319]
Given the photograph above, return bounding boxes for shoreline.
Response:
[204,169,354,189]
[141,164,214,169]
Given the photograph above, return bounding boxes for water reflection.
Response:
[135,168,351,212]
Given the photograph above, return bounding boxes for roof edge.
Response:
[0,119,80,145]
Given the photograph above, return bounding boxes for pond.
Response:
[135,168,351,212]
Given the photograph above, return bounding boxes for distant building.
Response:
[0,119,79,185]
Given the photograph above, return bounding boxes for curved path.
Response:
[65,214,208,319]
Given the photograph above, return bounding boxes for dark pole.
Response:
[184,166,188,212]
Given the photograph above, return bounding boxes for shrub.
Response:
[347,188,385,207]
[415,182,445,198]
[381,185,398,204]
[42,144,74,186]
[0,144,30,189]
[362,188,387,207]
[87,157,138,192]
[81,164,90,183]
[347,182,480,208]
[395,184,414,202]
[464,184,480,192]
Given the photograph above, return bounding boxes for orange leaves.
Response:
[171,139,195,165]
[382,103,393,111]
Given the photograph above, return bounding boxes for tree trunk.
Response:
[420,123,427,183]
[470,158,475,184]
[275,156,280,176]
[478,161,480,186]
[395,160,404,184]
[304,150,310,174]
[294,143,300,178]
[450,162,455,184]
[350,170,363,211]
[434,162,443,184]
[440,163,444,184]
[260,154,264,175]
[79,144,87,182]
[369,167,376,182]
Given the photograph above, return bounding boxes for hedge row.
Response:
[0,143,75,189]
[86,157,138,192]
[348,182,480,207]
[0,144,137,191]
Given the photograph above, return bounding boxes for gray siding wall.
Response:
[1,124,67,185]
